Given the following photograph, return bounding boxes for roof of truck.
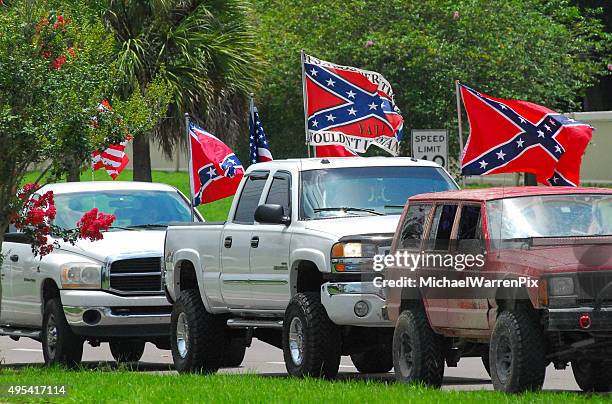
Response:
[409,186,612,202]
[246,157,443,173]
[39,181,178,194]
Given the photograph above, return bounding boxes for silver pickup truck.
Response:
[163,157,458,377]
[1,181,199,367]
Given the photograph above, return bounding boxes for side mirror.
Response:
[254,204,290,225]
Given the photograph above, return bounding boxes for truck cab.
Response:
[163,157,458,377]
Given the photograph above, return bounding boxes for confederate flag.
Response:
[460,84,592,186]
[189,121,244,206]
[302,53,404,156]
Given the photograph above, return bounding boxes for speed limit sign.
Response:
[411,129,448,170]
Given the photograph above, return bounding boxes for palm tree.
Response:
[102,0,261,181]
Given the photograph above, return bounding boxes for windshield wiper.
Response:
[313,207,384,216]
[104,226,136,231]
[384,205,405,209]
[127,224,168,229]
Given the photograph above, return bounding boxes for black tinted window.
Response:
[234,173,268,224]
[457,205,483,252]
[399,204,432,249]
[266,172,291,216]
[427,204,458,251]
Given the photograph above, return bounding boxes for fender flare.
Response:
[171,248,213,313]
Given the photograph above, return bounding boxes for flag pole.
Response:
[455,80,465,186]
[301,50,312,158]
[185,113,195,222]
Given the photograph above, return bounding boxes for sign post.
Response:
[411,129,449,170]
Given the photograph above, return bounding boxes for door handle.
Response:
[10,254,18,262]
[250,236,260,248]
[224,236,233,248]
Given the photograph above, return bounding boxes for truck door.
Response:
[220,171,269,309]
[249,171,292,310]
[1,231,36,326]
[446,203,489,329]
[421,203,459,328]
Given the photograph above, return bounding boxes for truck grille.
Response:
[109,257,163,294]
[576,271,612,305]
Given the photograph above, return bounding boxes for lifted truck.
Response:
[163,157,457,377]
[385,187,612,392]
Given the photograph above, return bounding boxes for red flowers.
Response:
[36,13,74,70]
[12,184,115,257]
[76,208,115,241]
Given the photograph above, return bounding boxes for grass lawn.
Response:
[22,170,232,222]
[0,367,606,404]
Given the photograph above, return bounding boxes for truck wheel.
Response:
[110,339,146,363]
[222,339,247,367]
[392,309,445,387]
[350,345,393,373]
[171,289,225,373]
[41,298,83,368]
[489,310,546,393]
[572,359,612,392]
[283,292,341,379]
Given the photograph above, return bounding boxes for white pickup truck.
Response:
[0,181,199,367]
[163,157,458,377]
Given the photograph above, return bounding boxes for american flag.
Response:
[91,100,130,180]
[249,100,273,164]
[92,140,130,180]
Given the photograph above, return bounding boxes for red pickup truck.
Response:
[384,187,612,393]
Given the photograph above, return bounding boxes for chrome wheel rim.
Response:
[176,312,189,359]
[288,317,304,366]
[398,331,414,378]
[46,314,58,359]
[495,335,512,383]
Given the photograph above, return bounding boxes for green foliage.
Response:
[254,0,610,168]
[101,0,263,156]
[0,0,169,242]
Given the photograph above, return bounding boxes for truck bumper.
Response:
[321,282,393,327]
[547,307,612,332]
[60,290,171,338]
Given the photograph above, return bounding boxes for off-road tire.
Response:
[222,338,247,367]
[283,292,341,378]
[572,359,612,392]
[41,298,83,368]
[350,344,393,373]
[392,309,445,387]
[489,310,546,393]
[171,289,225,373]
[109,339,146,363]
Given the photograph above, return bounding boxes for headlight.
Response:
[331,242,378,258]
[60,262,102,289]
[549,277,574,296]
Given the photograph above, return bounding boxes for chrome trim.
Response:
[64,306,170,327]
[548,307,612,313]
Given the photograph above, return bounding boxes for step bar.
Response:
[0,327,41,340]
[226,319,283,329]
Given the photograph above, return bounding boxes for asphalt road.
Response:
[0,336,582,392]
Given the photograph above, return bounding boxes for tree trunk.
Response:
[67,165,81,182]
[524,173,537,186]
[133,134,152,182]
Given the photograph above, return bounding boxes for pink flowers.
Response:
[12,184,115,257]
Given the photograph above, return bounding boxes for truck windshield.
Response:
[486,194,612,243]
[53,190,193,229]
[300,166,457,219]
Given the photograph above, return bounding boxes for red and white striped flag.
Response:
[90,100,130,180]
[92,140,130,180]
